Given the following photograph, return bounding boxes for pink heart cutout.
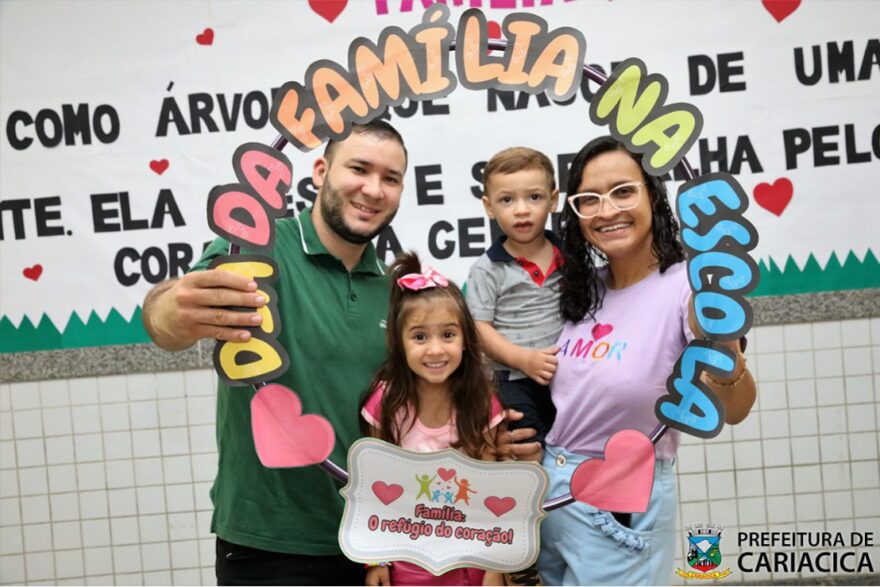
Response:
[437,468,456,481]
[591,323,613,340]
[570,429,655,513]
[372,481,404,505]
[484,496,516,517]
[251,384,335,468]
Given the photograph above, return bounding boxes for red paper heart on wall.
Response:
[23,264,43,281]
[753,178,793,217]
[149,159,169,175]
[486,20,502,55]
[196,28,214,45]
[309,0,348,23]
[487,20,502,39]
[762,0,801,23]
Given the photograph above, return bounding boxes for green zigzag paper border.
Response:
[751,249,879,296]
[1,249,878,353]
[0,308,151,353]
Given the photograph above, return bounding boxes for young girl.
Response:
[361,252,505,587]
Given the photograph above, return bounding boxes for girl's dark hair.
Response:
[363,251,496,459]
[559,136,684,323]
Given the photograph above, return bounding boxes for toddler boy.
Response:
[467,147,564,449]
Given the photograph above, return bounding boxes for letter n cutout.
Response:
[589,58,703,177]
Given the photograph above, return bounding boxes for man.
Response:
[143,120,407,585]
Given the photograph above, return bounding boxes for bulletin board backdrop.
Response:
[1,0,878,353]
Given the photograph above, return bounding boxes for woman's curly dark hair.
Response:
[559,136,684,323]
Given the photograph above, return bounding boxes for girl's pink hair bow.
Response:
[397,267,449,291]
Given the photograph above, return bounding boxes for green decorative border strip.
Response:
[1,248,877,354]
[752,250,879,296]
[0,308,150,353]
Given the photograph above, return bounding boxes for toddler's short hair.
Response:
[482,147,556,193]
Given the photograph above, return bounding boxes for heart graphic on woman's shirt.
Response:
[251,384,335,467]
[591,323,613,340]
[569,429,655,513]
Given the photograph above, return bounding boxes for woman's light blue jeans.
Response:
[539,445,678,585]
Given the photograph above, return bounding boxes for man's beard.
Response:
[319,179,397,245]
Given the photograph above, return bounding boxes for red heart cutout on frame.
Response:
[150,159,169,175]
[372,481,404,505]
[753,178,793,217]
[23,264,43,281]
[762,0,801,23]
[196,28,214,45]
[484,496,516,517]
[251,384,335,468]
[591,323,613,340]
[437,467,456,481]
[309,0,348,23]
[570,429,655,513]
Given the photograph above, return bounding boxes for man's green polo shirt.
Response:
[192,207,390,554]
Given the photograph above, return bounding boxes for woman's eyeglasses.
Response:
[567,181,644,219]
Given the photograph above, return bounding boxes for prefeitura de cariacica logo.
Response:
[676,523,733,579]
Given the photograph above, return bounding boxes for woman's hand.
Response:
[688,295,756,424]
[495,410,543,462]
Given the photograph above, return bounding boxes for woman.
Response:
[538,136,756,585]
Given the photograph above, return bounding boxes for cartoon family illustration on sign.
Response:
[415,471,478,506]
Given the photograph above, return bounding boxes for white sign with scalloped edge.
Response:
[339,438,548,575]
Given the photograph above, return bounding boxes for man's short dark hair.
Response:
[323,119,407,169]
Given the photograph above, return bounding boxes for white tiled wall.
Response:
[0,318,878,585]
[0,371,218,585]
[674,318,880,584]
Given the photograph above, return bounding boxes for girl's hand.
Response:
[365,566,391,586]
[483,570,505,586]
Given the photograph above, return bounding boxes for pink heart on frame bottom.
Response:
[437,467,456,481]
[372,481,404,505]
[484,496,516,517]
[251,384,335,468]
[570,429,655,513]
